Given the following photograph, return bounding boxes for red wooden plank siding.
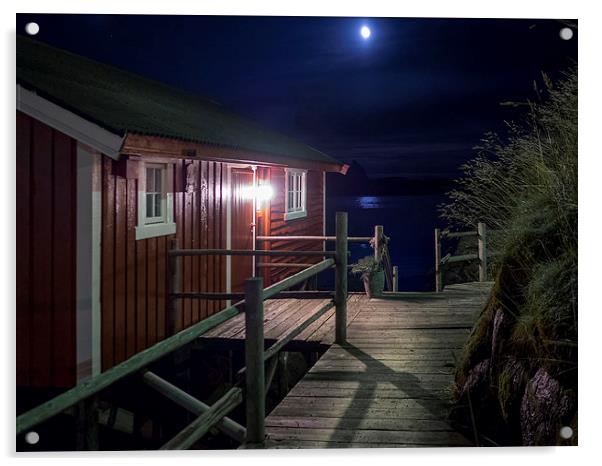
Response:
[200,161,209,322]
[16,112,77,388]
[207,162,216,317]
[266,168,325,285]
[51,131,76,387]
[101,157,116,370]
[100,157,229,370]
[16,111,32,387]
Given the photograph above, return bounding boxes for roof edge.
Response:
[16,84,124,159]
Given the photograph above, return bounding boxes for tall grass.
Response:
[440,69,577,443]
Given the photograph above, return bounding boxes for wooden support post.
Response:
[167,238,181,335]
[75,396,99,450]
[374,225,384,263]
[478,222,487,282]
[393,265,399,292]
[335,212,348,344]
[244,277,265,447]
[278,352,289,397]
[435,228,442,292]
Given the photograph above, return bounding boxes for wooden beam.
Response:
[257,262,315,268]
[168,249,337,258]
[335,212,348,344]
[244,277,265,447]
[142,371,245,443]
[447,253,479,264]
[434,228,442,293]
[374,225,383,262]
[16,302,242,435]
[256,236,372,243]
[442,230,478,239]
[171,290,334,301]
[75,396,99,451]
[160,387,243,450]
[262,259,335,300]
[167,238,181,335]
[478,222,488,282]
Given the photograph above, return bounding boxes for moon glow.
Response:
[360,26,371,39]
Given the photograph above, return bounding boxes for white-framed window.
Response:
[284,168,307,221]
[135,162,176,240]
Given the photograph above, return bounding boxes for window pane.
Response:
[146,168,155,192]
[155,168,162,193]
[155,193,162,217]
[146,193,154,218]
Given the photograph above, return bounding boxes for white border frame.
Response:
[75,143,102,382]
[284,168,307,221]
[135,160,176,240]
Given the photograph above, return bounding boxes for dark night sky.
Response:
[16,14,577,179]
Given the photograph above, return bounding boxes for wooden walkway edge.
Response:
[265,282,492,449]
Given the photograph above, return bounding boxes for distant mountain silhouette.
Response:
[328,160,454,196]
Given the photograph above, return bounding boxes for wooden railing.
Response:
[434,222,488,292]
[16,212,351,450]
[257,224,398,292]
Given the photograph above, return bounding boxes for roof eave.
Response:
[121,133,348,173]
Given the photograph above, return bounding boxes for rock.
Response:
[497,357,527,427]
[490,308,510,378]
[460,359,491,404]
[520,367,575,445]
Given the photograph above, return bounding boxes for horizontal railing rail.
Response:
[256,235,372,243]
[168,248,337,257]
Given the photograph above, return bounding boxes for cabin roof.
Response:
[16,36,346,172]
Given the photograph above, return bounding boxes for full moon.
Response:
[25,22,40,36]
[559,27,573,41]
[360,26,371,39]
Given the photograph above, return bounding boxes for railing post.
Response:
[75,395,99,450]
[392,265,399,292]
[335,212,348,344]
[478,222,487,282]
[374,225,383,263]
[434,228,442,292]
[167,238,181,335]
[244,277,265,447]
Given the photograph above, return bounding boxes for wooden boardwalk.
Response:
[265,282,492,449]
[201,294,366,350]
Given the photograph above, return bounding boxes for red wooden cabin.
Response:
[16,37,347,392]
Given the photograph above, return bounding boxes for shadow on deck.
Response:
[263,281,492,448]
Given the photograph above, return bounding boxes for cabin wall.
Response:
[16,111,77,388]
[264,168,325,285]
[101,157,227,370]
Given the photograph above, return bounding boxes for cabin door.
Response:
[230,168,254,292]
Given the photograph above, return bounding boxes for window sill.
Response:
[284,210,307,221]
[135,222,176,240]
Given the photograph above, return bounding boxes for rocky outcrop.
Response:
[520,368,576,445]
[453,304,577,446]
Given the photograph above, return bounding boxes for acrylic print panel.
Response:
[15,14,577,451]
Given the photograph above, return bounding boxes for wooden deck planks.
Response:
[265,282,491,449]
